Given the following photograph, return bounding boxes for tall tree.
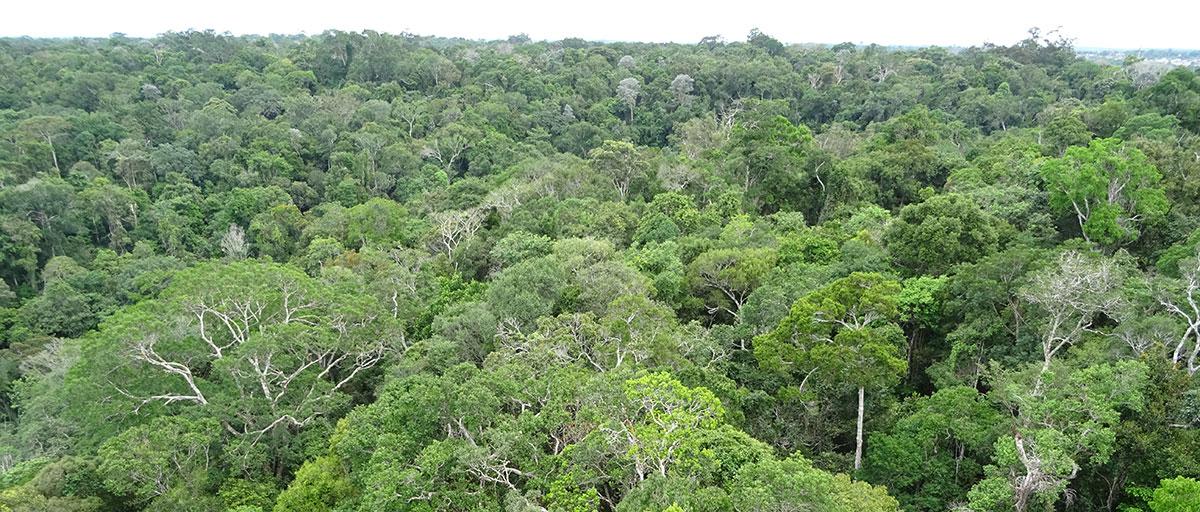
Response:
[756,272,907,470]
[1042,138,1169,247]
[589,140,650,201]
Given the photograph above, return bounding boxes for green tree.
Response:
[589,140,651,201]
[271,455,353,512]
[726,115,822,216]
[344,197,413,249]
[1143,68,1200,132]
[862,386,1001,511]
[1041,138,1168,247]
[64,261,395,477]
[1147,477,1200,512]
[755,272,907,470]
[688,247,778,322]
[17,116,72,174]
[0,215,42,288]
[970,360,1147,512]
[97,417,220,505]
[0,177,79,258]
[729,454,899,512]
[612,372,725,481]
[248,204,306,261]
[884,193,998,275]
[79,178,143,249]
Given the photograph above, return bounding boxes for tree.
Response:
[0,177,79,257]
[428,208,484,264]
[726,115,823,216]
[1020,250,1125,382]
[245,150,294,184]
[0,215,42,287]
[1147,477,1200,512]
[862,386,1002,511]
[755,272,907,470]
[689,247,777,322]
[350,125,391,192]
[489,231,552,269]
[104,138,154,190]
[79,177,142,252]
[589,140,651,201]
[220,224,249,261]
[248,204,305,261]
[938,246,1046,388]
[603,372,725,481]
[884,193,998,276]
[485,255,568,328]
[617,77,641,123]
[517,296,722,377]
[839,107,962,210]
[1040,107,1091,155]
[422,123,479,175]
[18,116,71,174]
[746,28,785,57]
[391,94,429,139]
[729,454,899,511]
[97,417,219,504]
[1042,138,1169,247]
[16,277,98,338]
[971,360,1147,512]
[345,197,414,248]
[72,261,394,477]
[271,455,353,512]
[669,74,695,106]
[1155,248,1200,375]
[1143,68,1200,132]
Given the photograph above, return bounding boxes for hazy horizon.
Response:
[3,0,1198,50]
[2,31,1190,53]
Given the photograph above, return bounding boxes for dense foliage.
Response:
[0,28,1198,511]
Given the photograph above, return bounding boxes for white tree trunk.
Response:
[45,136,59,174]
[855,385,865,471]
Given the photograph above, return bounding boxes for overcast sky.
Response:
[2,0,1196,49]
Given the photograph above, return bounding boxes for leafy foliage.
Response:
[0,28,1196,512]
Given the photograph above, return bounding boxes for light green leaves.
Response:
[97,417,220,503]
[1042,138,1169,247]
[1147,477,1200,512]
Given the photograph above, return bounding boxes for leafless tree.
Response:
[1126,59,1172,89]
[421,130,472,172]
[1021,251,1125,390]
[220,224,248,260]
[872,61,898,83]
[616,77,641,123]
[430,208,485,263]
[669,74,694,105]
[1158,250,1200,375]
[117,273,391,445]
[657,162,701,192]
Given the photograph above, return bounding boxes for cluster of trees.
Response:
[0,27,1198,511]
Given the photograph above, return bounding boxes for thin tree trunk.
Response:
[1105,468,1126,512]
[855,386,865,471]
[46,137,60,174]
[906,330,922,384]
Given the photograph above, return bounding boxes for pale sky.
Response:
[2,0,1197,49]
